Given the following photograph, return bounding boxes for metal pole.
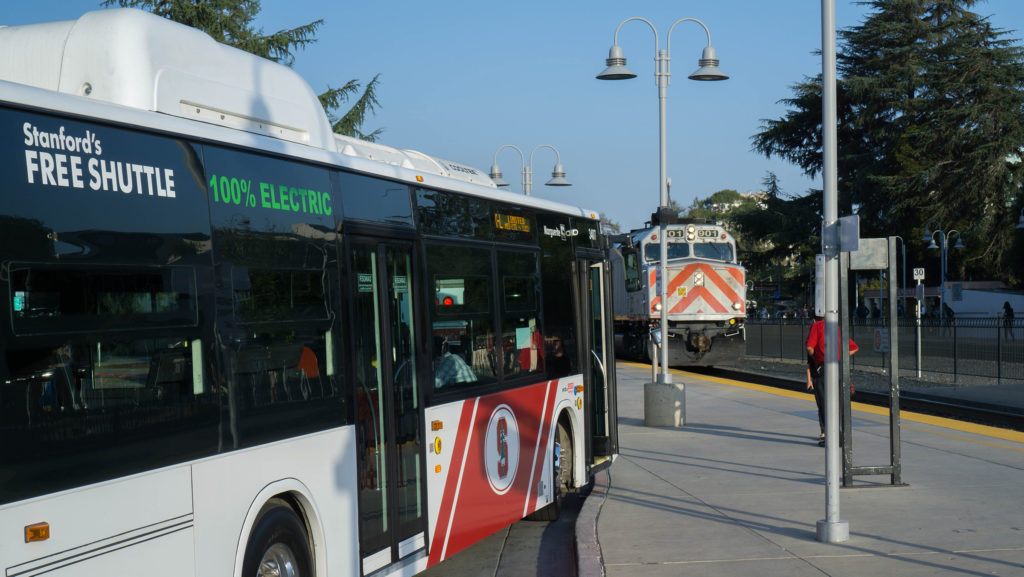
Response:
[916,279,922,378]
[657,48,672,392]
[940,233,946,301]
[818,0,848,543]
[888,236,903,485]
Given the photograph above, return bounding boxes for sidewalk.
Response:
[576,363,1024,576]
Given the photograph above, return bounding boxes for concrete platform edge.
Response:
[574,467,609,577]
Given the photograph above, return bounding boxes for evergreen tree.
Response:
[753,0,1024,283]
[731,173,820,280]
[103,0,382,141]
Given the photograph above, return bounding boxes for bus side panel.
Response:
[190,427,360,577]
[2,467,193,576]
[423,375,583,567]
[45,529,194,577]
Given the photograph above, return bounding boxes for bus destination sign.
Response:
[494,213,531,233]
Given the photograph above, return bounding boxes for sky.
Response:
[6,1,1024,231]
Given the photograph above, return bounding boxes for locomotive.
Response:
[609,217,746,366]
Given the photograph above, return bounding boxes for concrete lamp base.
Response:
[644,381,686,427]
[816,519,850,543]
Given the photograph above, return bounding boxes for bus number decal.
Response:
[484,404,519,495]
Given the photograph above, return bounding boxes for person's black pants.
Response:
[812,371,844,440]
[812,372,826,435]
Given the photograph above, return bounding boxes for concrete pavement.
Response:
[576,363,1024,576]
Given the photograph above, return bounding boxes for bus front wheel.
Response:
[243,498,313,577]
[527,421,572,521]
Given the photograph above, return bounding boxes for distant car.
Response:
[774,300,798,319]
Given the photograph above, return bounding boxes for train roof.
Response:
[0,8,598,220]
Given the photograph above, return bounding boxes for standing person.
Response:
[1004,301,1015,340]
[805,314,859,446]
[941,302,955,337]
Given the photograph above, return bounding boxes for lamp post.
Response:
[894,236,907,314]
[1016,207,1024,229]
[596,17,728,404]
[489,145,571,196]
[922,221,963,300]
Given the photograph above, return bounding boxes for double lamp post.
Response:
[597,17,728,425]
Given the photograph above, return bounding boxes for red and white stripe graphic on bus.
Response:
[662,263,744,316]
[424,376,582,566]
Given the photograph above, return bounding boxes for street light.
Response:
[597,17,728,398]
[922,221,963,299]
[894,235,907,314]
[489,144,571,196]
[1016,207,1024,229]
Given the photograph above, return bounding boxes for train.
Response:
[609,216,746,366]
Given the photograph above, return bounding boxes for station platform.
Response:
[575,363,1024,577]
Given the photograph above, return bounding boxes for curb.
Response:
[574,467,610,576]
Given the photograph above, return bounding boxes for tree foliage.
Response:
[103,0,382,141]
[753,0,1024,284]
[729,174,820,282]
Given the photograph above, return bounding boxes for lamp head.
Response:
[953,238,965,250]
[1017,212,1024,229]
[597,44,637,80]
[489,164,509,187]
[928,239,939,250]
[689,45,729,81]
[546,164,571,187]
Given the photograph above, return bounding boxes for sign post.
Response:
[913,268,925,378]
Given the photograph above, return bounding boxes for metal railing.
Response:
[745,317,1024,383]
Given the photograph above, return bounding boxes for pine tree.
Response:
[103,0,383,141]
[754,0,1024,283]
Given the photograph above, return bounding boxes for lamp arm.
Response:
[666,17,713,52]
[492,144,524,168]
[529,144,562,168]
[612,17,659,51]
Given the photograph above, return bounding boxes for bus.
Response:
[610,216,746,366]
[0,9,618,577]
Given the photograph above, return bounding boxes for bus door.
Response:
[575,258,619,471]
[350,239,426,574]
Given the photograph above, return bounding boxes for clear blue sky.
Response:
[7,1,1024,230]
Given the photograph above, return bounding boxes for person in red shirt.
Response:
[805,314,858,445]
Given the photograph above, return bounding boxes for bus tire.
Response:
[527,421,572,522]
[242,498,313,577]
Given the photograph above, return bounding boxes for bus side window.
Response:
[425,243,496,390]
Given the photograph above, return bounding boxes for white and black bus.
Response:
[0,9,617,577]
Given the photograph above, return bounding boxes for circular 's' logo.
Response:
[484,404,520,495]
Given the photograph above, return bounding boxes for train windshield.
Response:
[644,241,733,262]
[644,242,689,261]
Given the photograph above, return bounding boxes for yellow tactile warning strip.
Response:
[620,361,1024,448]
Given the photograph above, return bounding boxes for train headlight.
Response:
[653,302,662,312]
[733,301,743,311]
[694,272,704,287]
[686,224,696,241]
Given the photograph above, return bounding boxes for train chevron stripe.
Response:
[666,263,742,314]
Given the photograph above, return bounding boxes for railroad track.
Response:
[685,366,1024,433]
